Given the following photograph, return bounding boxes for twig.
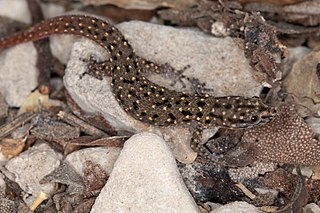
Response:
[57,111,109,137]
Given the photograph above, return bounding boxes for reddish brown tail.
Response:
[0,15,133,60]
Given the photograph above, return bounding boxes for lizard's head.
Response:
[210,96,277,129]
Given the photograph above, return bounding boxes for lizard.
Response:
[0,15,277,155]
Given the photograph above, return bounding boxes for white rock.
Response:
[160,126,197,163]
[303,203,320,213]
[65,147,121,176]
[0,0,31,23]
[50,35,77,64]
[283,47,310,77]
[90,132,200,213]
[0,173,5,191]
[203,202,222,211]
[40,2,65,19]
[5,143,62,197]
[82,0,196,10]
[0,0,65,24]
[306,117,320,136]
[211,201,261,213]
[0,43,38,107]
[292,165,313,178]
[117,21,262,97]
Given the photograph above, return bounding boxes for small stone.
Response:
[283,47,310,77]
[5,143,62,199]
[0,174,5,191]
[284,47,320,116]
[211,22,229,37]
[90,132,199,213]
[228,162,276,182]
[211,201,261,213]
[306,117,320,137]
[202,202,222,211]
[65,147,121,176]
[160,126,197,164]
[0,91,8,124]
[0,0,31,23]
[303,203,320,213]
[292,166,313,178]
[82,0,196,10]
[0,43,38,107]
[50,35,76,64]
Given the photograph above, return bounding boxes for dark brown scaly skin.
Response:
[0,15,276,155]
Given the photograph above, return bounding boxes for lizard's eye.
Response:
[249,115,259,123]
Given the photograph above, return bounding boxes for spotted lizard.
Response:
[0,15,277,155]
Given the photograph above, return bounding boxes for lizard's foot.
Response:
[80,54,112,80]
[185,76,215,95]
[158,63,191,88]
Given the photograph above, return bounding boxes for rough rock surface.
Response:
[0,0,31,23]
[211,201,261,213]
[283,47,320,116]
[90,132,199,213]
[65,147,121,176]
[0,43,38,107]
[303,203,320,213]
[83,0,196,10]
[5,143,62,203]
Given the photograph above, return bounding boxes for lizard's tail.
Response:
[0,15,133,60]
